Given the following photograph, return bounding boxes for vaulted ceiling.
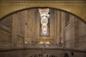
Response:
[0,0,86,22]
[0,1,86,56]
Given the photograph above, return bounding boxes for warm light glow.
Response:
[39,41,50,45]
[45,41,50,44]
[39,41,44,44]
[25,41,28,44]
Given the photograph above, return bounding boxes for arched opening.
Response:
[0,7,86,57]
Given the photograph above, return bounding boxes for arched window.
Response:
[0,7,86,50]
